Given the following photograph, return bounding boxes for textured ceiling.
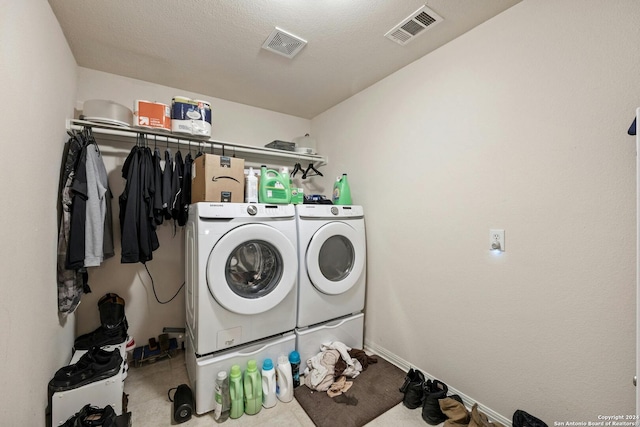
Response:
[48,0,521,119]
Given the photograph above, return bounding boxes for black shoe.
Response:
[421,379,449,425]
[62,404,117,427]
[49,347,123,392]
[399,368,426,409]
[513,410,548,427]
[73,325,128,350]
[74,293,129,350]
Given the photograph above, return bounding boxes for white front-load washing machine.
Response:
[185,203,298,356]
[295,204,366,328]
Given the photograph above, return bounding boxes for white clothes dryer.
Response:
[185,203,298,356]
[295,204,366,328]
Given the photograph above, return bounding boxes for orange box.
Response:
[133,100,171,131]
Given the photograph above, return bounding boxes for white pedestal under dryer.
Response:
[185,203,298,356]
[295,204,366,328]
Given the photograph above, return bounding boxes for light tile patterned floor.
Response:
[124,351,429,426]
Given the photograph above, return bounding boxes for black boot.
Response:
[421,379,449,425]
[74,293,129,350]
[399,368,426,409]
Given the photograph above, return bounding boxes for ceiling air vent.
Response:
[384,5,444,46]
[262,27,307,59]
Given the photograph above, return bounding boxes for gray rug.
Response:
[294,356,405,427]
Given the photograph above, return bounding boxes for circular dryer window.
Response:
[207,223,297,315]
[225,240,283,298]
[306,221,365,295]
[319,236,354,281]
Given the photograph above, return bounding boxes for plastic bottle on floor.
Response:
[244,359,262,415]
[276,354,294,402]
[214,370,231,423]
[289,350,301,388]
[229,365,244,419]
[262,358,277,409]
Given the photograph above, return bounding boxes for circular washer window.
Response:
[206,223,297,315]
[319,235,354,282]
[225,240,283,299]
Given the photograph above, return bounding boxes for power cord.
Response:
[144,263,185,304]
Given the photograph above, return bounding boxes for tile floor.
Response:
[124,350,429,426]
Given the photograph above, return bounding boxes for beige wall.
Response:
[5,0,639,424]
[73,69,311,346]
[0,1,78,425]
[311,0,639,422]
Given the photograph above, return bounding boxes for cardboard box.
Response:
[133,100,171,131]
[191,154,245,203]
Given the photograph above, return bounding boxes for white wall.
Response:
[74,69,310,347]
[0,1,78,425]
[312,0,639,422]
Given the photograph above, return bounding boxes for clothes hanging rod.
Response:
[66,119,327,165]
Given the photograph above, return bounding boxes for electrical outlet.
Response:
[489,229,505,251]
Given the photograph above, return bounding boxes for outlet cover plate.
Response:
[490,229,505,251]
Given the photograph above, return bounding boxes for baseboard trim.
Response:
[364,340,512,427]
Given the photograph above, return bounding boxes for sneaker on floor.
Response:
[49,347,123,392]
[399,368,426,409]
[62,404,117,427]
[422,379,449,425]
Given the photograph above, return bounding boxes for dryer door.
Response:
[306,221,365,295]
[206,223,297,315]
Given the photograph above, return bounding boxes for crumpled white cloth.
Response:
[321,341,363,379]
[304,352,328,387]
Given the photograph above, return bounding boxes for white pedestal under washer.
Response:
[185,203,298,356]
[295,204,366,328]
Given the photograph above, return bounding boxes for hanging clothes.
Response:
[152,147,164,226]
[66,142,88,271]
[119,143,160,264]
[58,128,114,313]
[57,132,86,314]
[161,148,173,220]
[170,150,184,221]
[84,138,111,267]
[178,151,193,226]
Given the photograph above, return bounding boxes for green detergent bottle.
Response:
[229,365,244,419]
[259,165,291,204]
[332,173,352,205]
[243,359,262,415]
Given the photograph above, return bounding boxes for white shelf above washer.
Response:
[66,119,327,166]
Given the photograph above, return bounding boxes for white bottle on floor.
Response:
[262,358,277,409]
[276,355,293,403]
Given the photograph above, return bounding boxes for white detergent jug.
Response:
[276,355,293,403]
[261,358,277,409]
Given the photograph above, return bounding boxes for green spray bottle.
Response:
[332,173,352,205]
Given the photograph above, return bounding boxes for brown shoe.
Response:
[439,395,470,427]
[469,404,505,427]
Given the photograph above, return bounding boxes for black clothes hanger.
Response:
[291,162,304,178]
[302,163,323,179]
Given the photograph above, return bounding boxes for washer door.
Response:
[206,223,296,315]
[306,221,365,295]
